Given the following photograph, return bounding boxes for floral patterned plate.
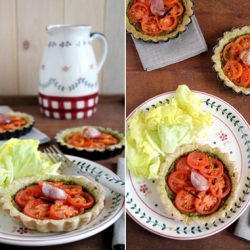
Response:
[0,155,124,246]
[126,91,250,239]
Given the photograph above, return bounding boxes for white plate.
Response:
[126,91,250,240]
[0,155,124,246]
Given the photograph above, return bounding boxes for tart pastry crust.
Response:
[212,26,250,95]
[0,174,105,232]
[126,0,194,42]
[55,126,124,160]
[0,112,34,140]
[157,144,238,225]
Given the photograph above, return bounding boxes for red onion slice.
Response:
[42,182,67,200]
[82,127,101,138]
[0,113,10,125]
[240,49,250,66]
[150,0,165,16]
[190,169,209,191]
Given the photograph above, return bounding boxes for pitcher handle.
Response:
[90,32,108,73]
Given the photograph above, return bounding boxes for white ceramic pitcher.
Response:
[38,25,108,119]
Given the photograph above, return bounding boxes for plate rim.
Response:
[126,90,250,239]
[0,155,125,246]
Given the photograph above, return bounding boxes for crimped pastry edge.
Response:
[0,174,105,232]
[157,143,238,225]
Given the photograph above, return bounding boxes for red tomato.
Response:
[164,0,178,5]
[141,16,162,35]
[60,185,82,195]
[222,42,243,61]
[195,191,221,215]
[167,170,191,193]
[128,2,149,23]
[67,192,95,209]
[187,151,209,169]
[174,187,196,213]
[15,185,43,208]
[175,156,191,171]
[199,157,224,179]
[234,65,250,87]
[23,199,51,219]
[223,60,243,80]
[235,35,250,50]
[168,1,184,16]
[209,173,231,198]
[157,14,177,32]
[136,0,151,7]
[50,201,79,220]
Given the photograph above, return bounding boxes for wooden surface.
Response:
[126,0,250,249]
[0,0,124,95]
[0,95,124,249]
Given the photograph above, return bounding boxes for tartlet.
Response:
[157,144,238,225]
[212,26,250,95]
[0,174,105,232]
[126,0,194,42]
[55,126,124,160]
[0,112,35,140]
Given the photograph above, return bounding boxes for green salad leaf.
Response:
[126,85,213,179]
[0,139,61,190]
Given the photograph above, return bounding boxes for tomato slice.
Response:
[167,1,184,16]
[186,151,209,169]
[15,185,43,208]
[209,173,231,198]
[136,0,151,6]
[128,2,149,23]
[235,35,250,50]
[234,65,250,87]
[175,156,191,171]
[23,199,51,219]
[174,187,196,213]
[223,59,243,80]
[222,42,243,61]
[164,0,178,5]
[50,201,79,220]
[195,191,221,215]
[167,170,191,193]
[67,192,95,209]
[199,157,224,179]
[60,185,82,195]
[157,14,177,32]
[141,16,162,35]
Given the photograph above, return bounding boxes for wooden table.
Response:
[126,0,250,249]
[0,95,124,250]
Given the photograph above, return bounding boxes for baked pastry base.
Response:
[157,144,238,225]
[212,26,250,95]
[0,112,35,140]
[55,126,124,160]
[0,174,105,232]
[126,0,194,42]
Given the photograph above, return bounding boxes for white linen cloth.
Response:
[0,106,50,145]
[234,205,250,241]
[112,158,125,249]
[132,15,208,71]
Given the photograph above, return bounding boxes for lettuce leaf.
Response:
[0,139,61,190]
[126,84,213,180]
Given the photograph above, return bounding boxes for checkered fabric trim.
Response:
[38,92,98,119]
